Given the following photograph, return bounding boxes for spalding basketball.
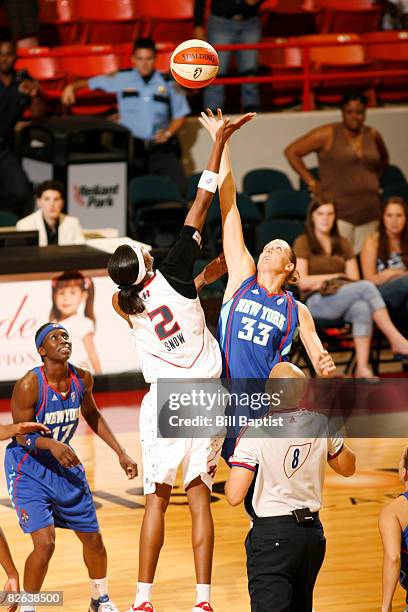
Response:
[170,39,219,89]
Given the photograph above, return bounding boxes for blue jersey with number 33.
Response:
[217,275,299,379]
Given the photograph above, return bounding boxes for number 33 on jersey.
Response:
[217,275,299,379]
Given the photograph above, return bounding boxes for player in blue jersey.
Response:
[379,446,408,612]
[199,110,336,459]
[4,322,138,612]
[0,421,50,612]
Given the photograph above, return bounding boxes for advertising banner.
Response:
[0,273,140,381]
[67,162,127,235]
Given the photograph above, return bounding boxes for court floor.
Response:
[0,392,406,611]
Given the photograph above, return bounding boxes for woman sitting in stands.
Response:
[293,198,408,378]
[361,196,408,316]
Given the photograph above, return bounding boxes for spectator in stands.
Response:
[293,198,408,378]
[61,37,190,197]
[361,196,408,315]
[0,39,44,217]
[380,0,408,29]
[285,91,389,254]
[2,0,39,48]
[193,0,264,113]
[16,179,85,246]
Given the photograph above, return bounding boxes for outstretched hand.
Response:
[199,108,256,142]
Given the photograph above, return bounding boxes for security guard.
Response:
[61,38,190,196]
[225,362,356,612]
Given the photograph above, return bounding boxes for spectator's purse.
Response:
[319,278,353,296]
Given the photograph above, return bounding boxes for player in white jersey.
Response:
[107,111,255,612]
[226,362,356,612]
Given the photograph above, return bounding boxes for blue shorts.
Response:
[5,444,99,534]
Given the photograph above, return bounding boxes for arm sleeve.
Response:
[327,433,344,460]
[194,0,206,25]
[169,83,191,119]
[229,436,259,472]
[88,74,122,93]
[160,225,202,298]
[293,234,311,259]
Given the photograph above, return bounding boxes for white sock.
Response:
[196,584,211,604]
[135,582,153,605]
[90,577,108,600]
[20,606,35,612]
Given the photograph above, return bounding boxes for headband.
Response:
[118,243,147,291]
[35,323,68,350]
[131,243,147,284]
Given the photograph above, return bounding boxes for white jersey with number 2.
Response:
[129,270,222,382]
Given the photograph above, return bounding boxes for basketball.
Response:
[170,39,219,89]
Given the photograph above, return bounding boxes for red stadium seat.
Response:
[38,0,81,45]
[363,31,408,102]
[259,38,304,107]
[114,43,133,70]
[261,0,321,37]
[53,45,119,114]
[135,0,194,45]
[316,0,382,34]
[76,0,141,44]
[16,47,65,98]
[300,33,373,105]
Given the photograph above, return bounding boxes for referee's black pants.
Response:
[245,515,326,612]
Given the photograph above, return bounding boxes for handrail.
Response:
[171,35,408,111]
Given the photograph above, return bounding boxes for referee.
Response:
[225,362,356,612]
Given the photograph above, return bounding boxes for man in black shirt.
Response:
[0,40,43,217]
[194,0,264,112]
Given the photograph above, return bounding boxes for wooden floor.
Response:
[0,400,406,612]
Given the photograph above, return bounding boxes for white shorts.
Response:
[139,387,225,495]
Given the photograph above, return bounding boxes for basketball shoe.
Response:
[127,603,155,611]
[88,594,119,611]
[193,603,214,611]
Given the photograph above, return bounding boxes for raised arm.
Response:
[199,109,256,301]
[297,301,336,376]
[187,110,256,234]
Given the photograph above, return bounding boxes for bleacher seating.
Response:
[16,47,64,99]
[38,0,80,45]
[259,37,304,107]
[363,31,408,102]
[53,45,119,114]
[77,0,141,45]
[134,0,194,45]
[317,0,382,34]
[300,33,373,105]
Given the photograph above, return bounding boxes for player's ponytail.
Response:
[107,245,146,315]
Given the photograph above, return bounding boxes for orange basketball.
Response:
[170,39,219,89]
